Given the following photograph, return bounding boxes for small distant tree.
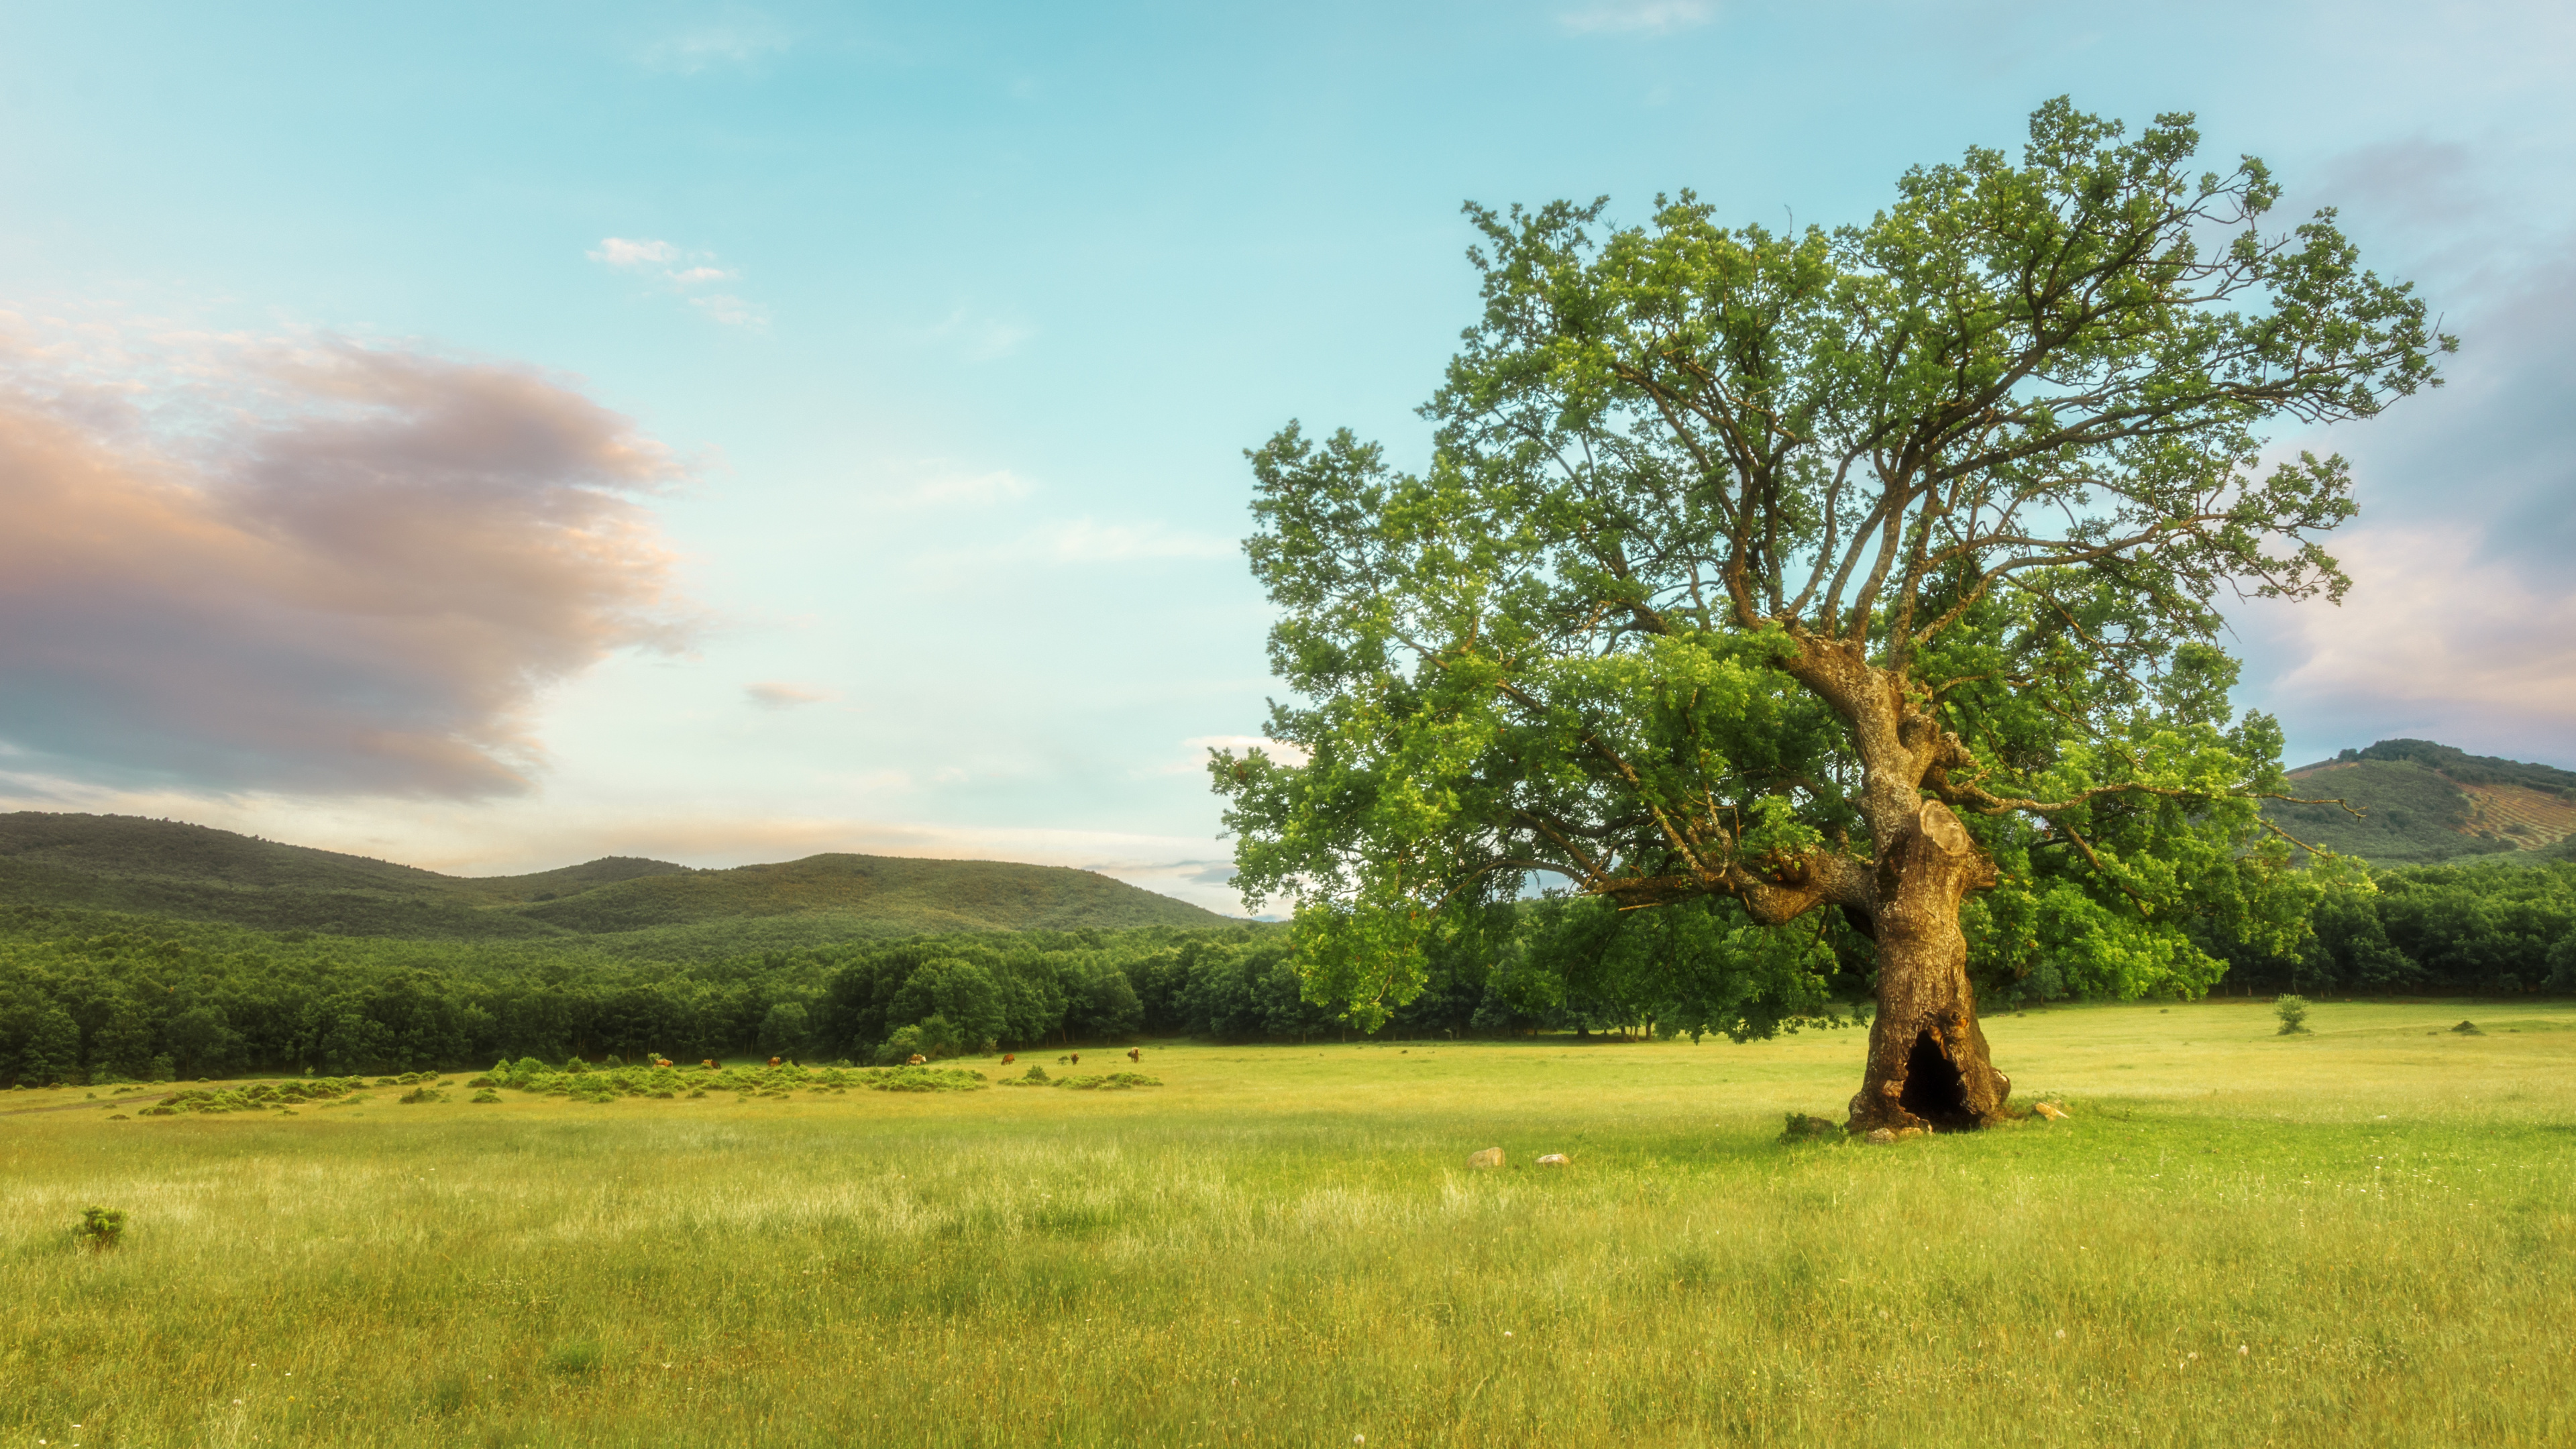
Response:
[2273,995,2311,1035]
[1216,99,2446,1131]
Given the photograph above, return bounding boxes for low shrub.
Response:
[2273,996,2312,1035]
[74,1206,125,1252]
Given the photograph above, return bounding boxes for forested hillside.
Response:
[7,849,2570,1088]
[4,769,2573,1089]
[2265,739,2576,864]
[0,813,1228,949]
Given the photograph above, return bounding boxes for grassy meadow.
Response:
[5,999,2573,1448]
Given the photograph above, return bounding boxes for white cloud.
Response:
[1040,519,1237,564]
[1561,1,1715,34]
[900,466,1031,508]
[688,293,770,329]
[589,238,767,329]
[744,681,835,710]
[928,307,1036,362]
[589,237,680,270]
[638,19,792,76]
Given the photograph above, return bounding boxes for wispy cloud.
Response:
[745,681,836,710]
[589,237,768,329]
[1561,1,1715,34]
[1038,519,1236,564]
[928,307,1035,362]
[637,17,792,75]
[894,464,1031,508]
[0,321,694,797]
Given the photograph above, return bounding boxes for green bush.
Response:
[74,1205,124,1251]
[2273,996,2312,1035]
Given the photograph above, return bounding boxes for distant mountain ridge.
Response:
[0,812,1230,945]
[2267,739,2576,865]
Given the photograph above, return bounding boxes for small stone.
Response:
[2033,1101,2069,1120]
[1864,1128,1897,1144]
[1536,1153,1570,1168]
[1468,1146,1505,1170]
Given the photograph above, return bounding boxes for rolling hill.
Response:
[2264,739,2576,866]
[0,812,1233,947]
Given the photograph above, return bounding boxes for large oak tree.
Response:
[1212,101,2449,1131]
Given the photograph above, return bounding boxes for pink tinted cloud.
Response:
[0,331,692,796]
[745,681,835,709]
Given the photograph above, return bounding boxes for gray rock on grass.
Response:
[1468,1146,1504,1170]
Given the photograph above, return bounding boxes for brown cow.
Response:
[1127,1047,1142,1064]
[1002,1053,1016,1065]
[768,1057,782,1067]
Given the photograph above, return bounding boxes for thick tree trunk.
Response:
[1845,800,2011,1132]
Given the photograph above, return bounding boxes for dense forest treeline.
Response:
[3,858,2572,1087]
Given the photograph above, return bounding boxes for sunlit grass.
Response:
[4,998,2571,1447]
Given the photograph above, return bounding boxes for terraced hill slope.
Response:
[0,812,1231,945]
[2264,740,2576,865]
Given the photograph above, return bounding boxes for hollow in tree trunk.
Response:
[1845,801,2012,1133]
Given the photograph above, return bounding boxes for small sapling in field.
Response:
[74,1205,125,1252]
[2273,996,2312,1036]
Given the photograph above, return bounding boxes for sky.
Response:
[0,1,2569,912]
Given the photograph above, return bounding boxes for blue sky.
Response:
[1,1,2569,908]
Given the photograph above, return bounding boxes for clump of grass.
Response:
[1778,1112,1841,1142]
[398,1085,448,1104]
[73,1205,123,1252]
[543,1340,602,1375]
[2274,994,2312,1034]
[872,1067,989,1093]
[2451,1019,2483,1035]
[1053,1072,1160,1091]
[470,1089,502,1104]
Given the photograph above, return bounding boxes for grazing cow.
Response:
[702,1059,717,1070]
[1070,1053,1080,1065]
[1002,1053,1015,1065]
[906,1054,926,1067]
[1127,1047,1142,1064]
[768,1057,782,1067]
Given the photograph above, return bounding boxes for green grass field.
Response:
[6,1000,2573,1448]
